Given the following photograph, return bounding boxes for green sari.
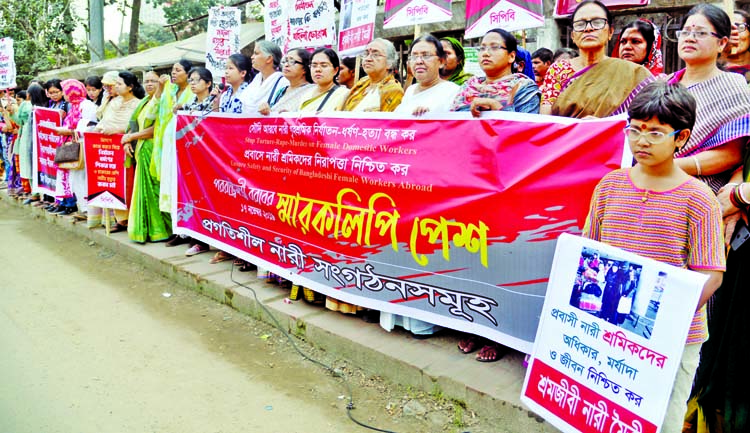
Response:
[128,96,172,243]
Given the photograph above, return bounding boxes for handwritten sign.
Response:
[0,38,16,90]
[264,0,289,53]
[287,0,337,49]
[205,6,241,80]
[33,108,63,196]
[338,0,377,55]
[522,233,706,433]
[84,132,132,210]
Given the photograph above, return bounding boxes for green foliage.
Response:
[146,0,232,38]
[107,22,176,57]
[0,0,89,86]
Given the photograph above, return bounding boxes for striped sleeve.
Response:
[687,182,726,271]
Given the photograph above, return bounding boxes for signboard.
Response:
[205,6,241,80]
[33,107,63,196]
[264,0,289,52]
[174,112,628,353]
[84,132,132,210]
[521,233,706,433]
[338,0,378,56]
[465,0,545,39]
[0,38,17,90]
[383,0,453,29]
[287,0,337,49]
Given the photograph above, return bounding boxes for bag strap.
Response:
[266,76,284,105]
[316,85,339,111]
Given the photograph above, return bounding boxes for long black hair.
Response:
[227,53,253,83]
[27,84,48,107]
[118,71,146,99]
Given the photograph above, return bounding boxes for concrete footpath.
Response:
[0,193,555,432]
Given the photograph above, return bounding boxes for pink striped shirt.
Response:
[583,169,726,344]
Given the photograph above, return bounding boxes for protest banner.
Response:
[521,233,706,433]
[33,108,63,196]
[383,0,453,29]
[338,0,378,56]
[287,0,337,49]
[0,38,17,90]
[84,132,132,210]
[264,0,289,52]
[554,0,649,17]
[205,6,241,80]
[465,0,545,38]
[174,112,627,353]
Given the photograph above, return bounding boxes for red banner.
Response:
[33,107,63,196]
[84,132,132,210]
[174,113,626,353]
[554,0,649,17]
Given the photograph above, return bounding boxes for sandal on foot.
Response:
[209,251,232,264]
[458,335,482,354]
[476,343,506,363]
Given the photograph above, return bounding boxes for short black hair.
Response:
[189,66,214,87]
[532,48,553,63]
[485,28,518,54]
[572,0,612,26]
[553,47,579,62]
[628,81,696,132]
[411,33,446,60]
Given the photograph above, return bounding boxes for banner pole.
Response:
[104,210,110,236]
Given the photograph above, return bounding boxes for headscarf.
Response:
[612,19,664,75]
[441,37,474,86]
[515,47,536,80]
[60,79,87,131]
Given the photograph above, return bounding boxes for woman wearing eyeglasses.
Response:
[341,38,404,112]
[540,0,652,118]
[674,7,750,433]
[450,28,539,116]
[299,48,350,112]
[258,48,313,115]
[721,9,750,83]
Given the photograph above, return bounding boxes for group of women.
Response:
[3,2,750,430]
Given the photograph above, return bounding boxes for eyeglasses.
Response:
[408,53,437,62]
[310,62,333,69]
[572,18,608,32]
[676,30,722,40]
[623,126,681,144]
[281,58,304,66]
[359,51,386,60]
[736,23,748,33]
[477,45,508,54]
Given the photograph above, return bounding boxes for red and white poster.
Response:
[521,233,706,432]
[33,107,63,196]
[174,112,628,353]
[383,0,453,29]
[0,37,17,90]
[338,0,378,56]
[555,0,650,17]
[465,0,545,39]
[84,132,132,210]
[205,6,241,81]
[287,0,337,49]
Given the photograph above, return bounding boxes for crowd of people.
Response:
[1,1,749,431]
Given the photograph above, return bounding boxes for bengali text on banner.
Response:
[33,107,63,196]
[174,112,627,353]
[84,132,132,210]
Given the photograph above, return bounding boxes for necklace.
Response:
[641,190,650,203]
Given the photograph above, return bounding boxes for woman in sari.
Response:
[451,28,540,116]
[612,18,664,75]
[18,85,47,205]
[540,0,653,118]
[258,48,313,115]
[299,48,350,112]
[722,9,750,83]
[9,91,32,201]
[153,60,194,243]
[122,71,171,244]
[49,79,98,216]
[342,38,404,112]
[440,37,474,85]
[380,34,460,337]
[244,41,288,114]
[88,71,144,230]
[668,4,750,194]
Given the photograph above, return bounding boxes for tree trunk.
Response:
[128,0,142,54]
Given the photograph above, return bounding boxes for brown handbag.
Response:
[55,132,84,170]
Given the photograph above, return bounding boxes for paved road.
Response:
[0,205,428,433]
